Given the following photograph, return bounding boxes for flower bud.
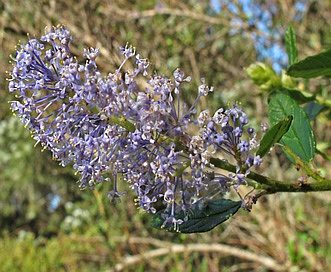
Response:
[245,62,281,90]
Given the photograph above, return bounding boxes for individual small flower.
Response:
[173,68,191,94]
[119,43,135,59]
[135,195,157,213]
[107,189,127,203]
[83,47,99,62]
[134,54,150,76]
[198,78,214,96]
[261,121,269,133]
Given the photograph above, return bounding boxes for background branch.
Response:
[107,242,287,272]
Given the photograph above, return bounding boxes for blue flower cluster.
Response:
[9,26,262,229]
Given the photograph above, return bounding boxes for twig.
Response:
[210,157,331,193]
[106,242,287,272]
[111,7,230,26]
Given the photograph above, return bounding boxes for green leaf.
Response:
[108,116,135,132]
[285,25,298,65]
[269,94,316,162]
[287,49,331,78]
[150,199,242,233]
[257,115,293,158]
[269,87,315,104]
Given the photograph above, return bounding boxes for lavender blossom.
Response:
[8,26,262,231]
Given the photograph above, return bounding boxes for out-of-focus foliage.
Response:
[1,0,331,271]
[0,116,79,233]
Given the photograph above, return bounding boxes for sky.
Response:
[210,0,307,72]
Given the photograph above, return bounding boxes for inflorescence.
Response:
[8,25,262,230]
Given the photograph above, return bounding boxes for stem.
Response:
[174,161,191,177]
[315,94,331,108]
[283,145,325,182]
[210,157,331,194]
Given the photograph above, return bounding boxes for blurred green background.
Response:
[1,0,331,271]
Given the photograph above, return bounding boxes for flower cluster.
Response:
[9,26,262,230]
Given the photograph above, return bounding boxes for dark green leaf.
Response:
[269,87,315,104]
[285,25,298,65]
[287,49,331,78]
[304,102,327,120]
[269,94,316,162]
[257,115,293,158]
[150,199,242,233]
